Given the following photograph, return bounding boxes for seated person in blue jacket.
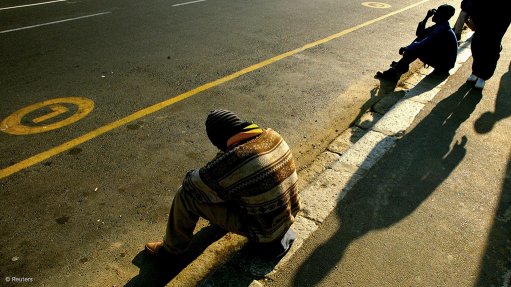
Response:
[376,4,458,81]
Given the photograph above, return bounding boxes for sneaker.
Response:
[467,74,478,82]
[474,78,485,89]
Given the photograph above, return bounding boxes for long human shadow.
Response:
[474,64,511,286]
[292,82,483,286]
[474,61,511,134]
[474,152,511,286]
[125,224,226,287]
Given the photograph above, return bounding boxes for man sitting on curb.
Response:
[376,4,458,82]
[145,109,301,262]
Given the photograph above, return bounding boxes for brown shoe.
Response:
[145,241,172,259]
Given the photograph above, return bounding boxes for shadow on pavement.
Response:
[125,224,227,287]
[474,61,511,134]
[350,79,398,127]
[292,78,483,286]
[474,153,511,286]
[474,64,511,286]
[125,251,185,287]
[352,70,448,130]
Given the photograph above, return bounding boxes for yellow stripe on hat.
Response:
[243,123,261,131]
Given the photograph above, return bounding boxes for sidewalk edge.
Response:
[168,31,475,287]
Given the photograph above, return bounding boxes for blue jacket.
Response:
[405,21,458,71]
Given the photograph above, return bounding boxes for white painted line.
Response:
[0,12,111,34]
[172,0,206,7]
[0,0,67,11]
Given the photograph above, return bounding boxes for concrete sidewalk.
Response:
[161,30,511,286]
[260,32,511,286]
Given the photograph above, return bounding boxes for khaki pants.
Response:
[454,11,476,41]
[453,10,469,40]
[163,187,244,254]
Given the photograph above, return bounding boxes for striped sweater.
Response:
[182,128,300,243]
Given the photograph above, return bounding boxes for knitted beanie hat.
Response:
[205,109,250,150]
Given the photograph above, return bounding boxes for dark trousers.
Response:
[394,40,448,74]
[471,18,511,80]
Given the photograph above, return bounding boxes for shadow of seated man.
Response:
[126,224,226,287]
[376,4,458,82]
[145,109,301,267]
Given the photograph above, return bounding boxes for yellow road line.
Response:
[0,0,430,180]
[32,105,69,124]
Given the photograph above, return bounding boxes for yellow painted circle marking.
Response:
[362,2,391,9]
[1,97,94,135]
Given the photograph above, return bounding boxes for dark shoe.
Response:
[375,68,401,82]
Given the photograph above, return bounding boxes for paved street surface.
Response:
[262,29,511,287]
[6,0,503,286]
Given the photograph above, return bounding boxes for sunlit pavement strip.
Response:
[270,33,475,277]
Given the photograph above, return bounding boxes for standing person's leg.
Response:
[472,19,511,81]
[470,27,484,80]
[472,31,500,81]
[453,10,468,41]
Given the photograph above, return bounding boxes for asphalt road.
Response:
[0,0,459,285]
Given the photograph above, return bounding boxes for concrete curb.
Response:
[264,30,473,280]
[168,31,475,287]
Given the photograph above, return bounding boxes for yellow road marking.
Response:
[32,104,69,124]
[1,97,94,135]
[0,0,430,179]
